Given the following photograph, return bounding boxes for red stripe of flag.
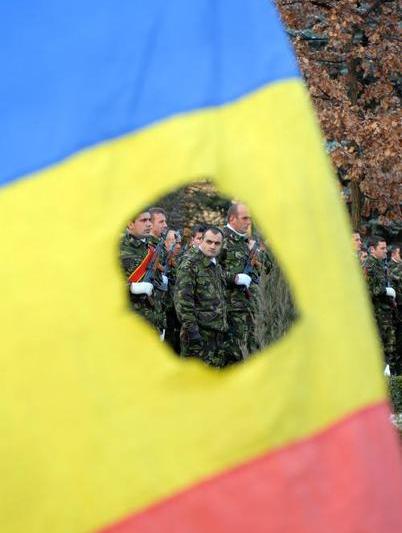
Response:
[99,402,402,533]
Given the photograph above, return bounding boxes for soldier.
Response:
[220,203,255,363]
[189,224,207,249]
[364,236,398,374]
[174,227,228,367]
[352,232,362,254]
[359,247,368,265]
[388,244,402,374]
[149,207,168,240]
[148,207,169,335]
[177,224,207,265]
[119,211,159,331]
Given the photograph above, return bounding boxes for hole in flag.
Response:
[119,180,298,367]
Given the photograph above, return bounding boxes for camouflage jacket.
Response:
[388,260,402,308]
[174,249,228,334]
[363,255,394,312]
[219,225,255,311]
[120,230,149,281]
[119,231,152,306]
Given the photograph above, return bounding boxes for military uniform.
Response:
[388,259,402,374]
[174,249,228,367]
[219,226,256,363]
[364,255,397,373]
[119,230,159,330]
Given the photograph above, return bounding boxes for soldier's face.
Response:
[392,248,401,262]
[371,241,387,260]
[352,233,362,251]
[191,232,203,247]
[230,204,251,234]
[200,230,223,257]
[130,212,152,237]
[359,250,368,263]
[152,214,168,237]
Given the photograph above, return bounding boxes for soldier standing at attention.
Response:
[352,232,362,252]
[174,227,228,368]
[149,207,169,337]
[352,232,362,256]
[177,224,207,265]
[364,236,398,374]
[119,211,159,331]
[388,244,402,374]
[220,203,255,363]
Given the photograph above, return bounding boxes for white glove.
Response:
[161,274,169,287]
[130,281,153,296]
[386,287,396,298]
[235,273,252,289]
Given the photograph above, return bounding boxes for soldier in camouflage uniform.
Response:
[364,236,398,374]
[174,227,228,367]
[219,203,256,363]
[388,245,402,374]
[149,207,169,334]
[119,211,160,331]
[176,224,206,267]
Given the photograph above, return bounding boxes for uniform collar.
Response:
[226,224,248,238]
[199,251,217,267]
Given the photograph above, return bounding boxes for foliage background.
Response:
[276,0,401,240]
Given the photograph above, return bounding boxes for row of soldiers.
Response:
[119,203,271,368]
[352,232,402,376]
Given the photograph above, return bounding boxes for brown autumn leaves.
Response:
[276,0,401,228]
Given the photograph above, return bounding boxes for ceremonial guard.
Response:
[174,227,228,367]
[119,211,160,331]
[364,237,397,374]
[220,203,256,362]
[388,245,402,374]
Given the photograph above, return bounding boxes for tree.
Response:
[276,0,401,232]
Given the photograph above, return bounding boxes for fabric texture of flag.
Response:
[1,1,401,532]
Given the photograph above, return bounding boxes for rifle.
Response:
[143,232,168,291]
[163,242,176,277]
[242,240,260,299]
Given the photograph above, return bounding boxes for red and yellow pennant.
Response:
[127,246,155,283]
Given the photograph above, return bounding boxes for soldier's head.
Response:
[199,227,223,258]
[128,211,152,237]
[149,207,168,238]
[352,232,362,252]
[390,244,401,263]
[368,236,387,260]
[359,248,368,264]
[227,203,251,234]
[164,229,177,251]
[190,224,207,248]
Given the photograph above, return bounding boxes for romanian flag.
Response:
[1,1,401,533]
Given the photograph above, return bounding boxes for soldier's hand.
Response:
[235,273,252,289]
[130,281,154,296]
[386,287,396,298]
